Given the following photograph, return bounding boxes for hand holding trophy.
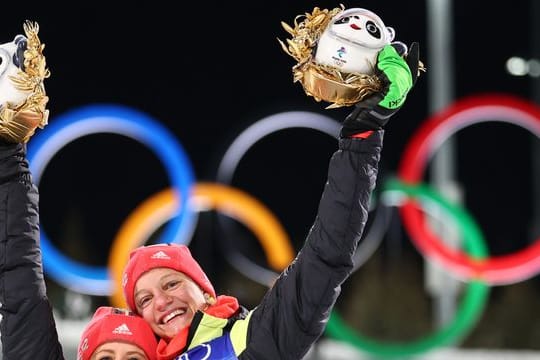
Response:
[0,21,50,143]
[278,5,424,109]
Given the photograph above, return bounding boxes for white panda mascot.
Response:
[279,6,415,108]
[314,8,399,75]
[0,21,49,143]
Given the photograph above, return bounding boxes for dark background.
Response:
[2,0,539,352]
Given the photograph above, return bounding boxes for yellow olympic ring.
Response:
[109,182,295,307]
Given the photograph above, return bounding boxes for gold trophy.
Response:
[0,21,50,143]
[278,6,398,109]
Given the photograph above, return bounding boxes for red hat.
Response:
[77,306,157,360]
[122,244,216,314]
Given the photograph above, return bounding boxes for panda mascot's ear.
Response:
[391,41,408,56]
[386,26,396,42]
[386,26,410,56]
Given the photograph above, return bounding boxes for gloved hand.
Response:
[340,42,421,138]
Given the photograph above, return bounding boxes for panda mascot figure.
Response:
[279,5,423,109]
[0,20,49,143]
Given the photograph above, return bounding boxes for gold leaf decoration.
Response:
[277,5,383,109]
[0,20,50,143]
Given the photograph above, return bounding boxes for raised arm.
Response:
[242,43,421,360]
[0,21,64,359]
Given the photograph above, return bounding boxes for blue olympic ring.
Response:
[27,104,196,295]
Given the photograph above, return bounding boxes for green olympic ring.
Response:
[325,179,490,358]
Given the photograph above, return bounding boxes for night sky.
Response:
[2,0,539,351]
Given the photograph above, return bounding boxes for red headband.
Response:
[77,306,157,360]
[122,244,216,313]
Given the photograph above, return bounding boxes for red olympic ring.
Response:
[398,93,540,284]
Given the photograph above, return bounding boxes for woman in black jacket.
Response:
[120,43,420,359]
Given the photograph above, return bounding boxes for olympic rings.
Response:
[28,96,537,356]
[398,94,540,284]
[215,111,390,284]
[108,183,295,308]
[325,179,490,358]
[27,104,197,295]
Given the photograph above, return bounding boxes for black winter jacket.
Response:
[0,142,65,359]
[237,133,383,359]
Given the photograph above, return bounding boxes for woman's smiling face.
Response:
[134,268,207,340]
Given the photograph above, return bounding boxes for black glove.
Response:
[340,42,421,138]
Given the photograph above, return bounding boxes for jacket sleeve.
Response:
[0,142,65,359]
[242,131,383,360]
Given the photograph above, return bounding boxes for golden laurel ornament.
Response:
[278,5,384,109]
[0,21,50,143]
